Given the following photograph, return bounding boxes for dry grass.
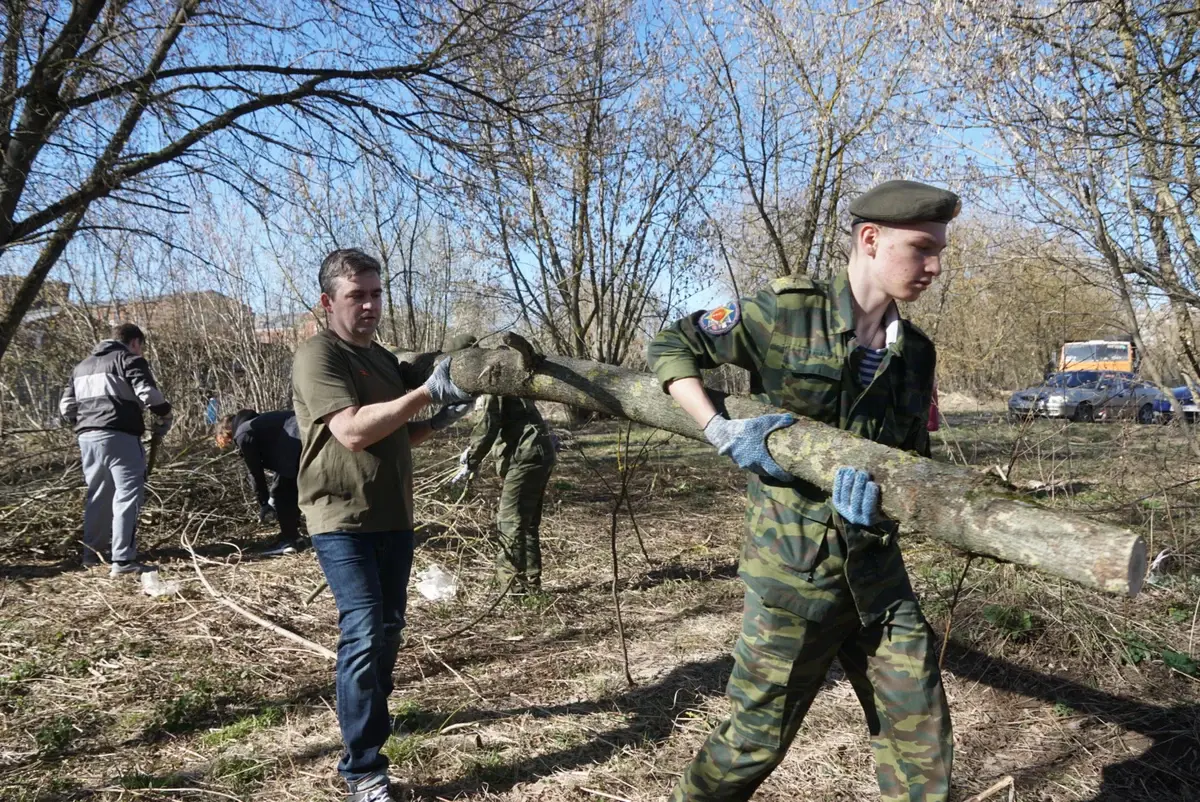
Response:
[1,414,1198,801]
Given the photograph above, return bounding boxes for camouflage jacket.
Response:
[465,395,554,475]
[647,269,937,621]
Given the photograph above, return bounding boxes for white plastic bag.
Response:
[415,563,457,601]
[141,570,181,597]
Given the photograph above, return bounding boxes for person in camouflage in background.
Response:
[647,180,960,801]
[447,334,556,589]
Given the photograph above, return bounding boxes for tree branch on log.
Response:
[404,346,1147,596]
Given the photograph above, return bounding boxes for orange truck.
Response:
[1059,340,1136,374]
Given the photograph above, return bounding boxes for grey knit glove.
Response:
[423,358,473,405]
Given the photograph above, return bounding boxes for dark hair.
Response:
[112,323,145,345]
[319,248,382,297]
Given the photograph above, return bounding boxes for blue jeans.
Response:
[312,530,415,783]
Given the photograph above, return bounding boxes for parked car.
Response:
[1008,371,1159,423]
[1092,377,1166,423]
[1152,386,1200,423]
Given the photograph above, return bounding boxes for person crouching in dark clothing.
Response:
[216,409,304,555]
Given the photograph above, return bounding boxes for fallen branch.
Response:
[184,536,336,660]
[428,573,516,642]
[401,346,1147,595]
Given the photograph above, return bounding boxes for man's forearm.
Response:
[666,377,720,430]
[327,387,431,451]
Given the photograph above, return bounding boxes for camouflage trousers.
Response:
[495,457,552,587]
[670,588,952,801]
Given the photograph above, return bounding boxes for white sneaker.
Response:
[261,540,299,557]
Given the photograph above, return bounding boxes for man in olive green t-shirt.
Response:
[292,248,473,802]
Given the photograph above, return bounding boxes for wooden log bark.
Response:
[413,347,1146,596]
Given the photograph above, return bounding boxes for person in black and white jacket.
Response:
[60,323,172,575]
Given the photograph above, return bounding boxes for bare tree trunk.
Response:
[420,347,1147,596]
[0,208,87,362]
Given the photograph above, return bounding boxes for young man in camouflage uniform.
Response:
[446,335,556,589]
[647,180,959,801]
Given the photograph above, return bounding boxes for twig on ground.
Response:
[429,573,517,642]
[183,535,335,660]
[580,788,633,802]
[965,775,1015,802]
[420,637,486,701]
[303,581,328,607]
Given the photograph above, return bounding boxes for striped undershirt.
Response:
[856,345,887,387]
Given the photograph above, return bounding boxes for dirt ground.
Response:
[1,412,1198,801]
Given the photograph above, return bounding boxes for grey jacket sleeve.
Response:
[59,376,78,424]
[125,352,173,435]
[124,353,171,417]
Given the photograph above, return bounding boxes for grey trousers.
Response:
[79,430,145,563]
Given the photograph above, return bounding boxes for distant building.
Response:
[255,306,325,347]
[0,276,73,349]
[91,291,254,343]
[0,275,72,309]
[0,277,77,425]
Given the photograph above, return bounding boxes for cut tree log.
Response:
[406,346,1146,596]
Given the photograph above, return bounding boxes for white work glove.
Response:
[451,447,474,485]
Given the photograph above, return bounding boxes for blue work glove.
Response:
[430,401,473,431]
[832,467,879,527]
[704,413,796,482]
[423,357,473,405]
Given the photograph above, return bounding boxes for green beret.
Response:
[444,334,478,352]
[849,180,960,225]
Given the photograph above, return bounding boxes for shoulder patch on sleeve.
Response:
[769,274,818,294]
[698,301,741,336]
